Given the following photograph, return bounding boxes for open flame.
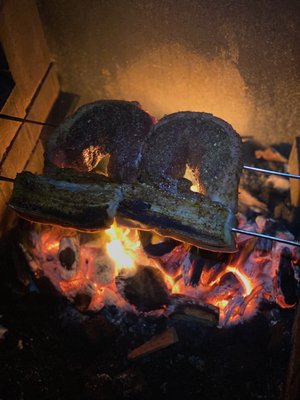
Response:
[105,221,139,276]
[25,215,298,327]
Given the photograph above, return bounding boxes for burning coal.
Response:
[21,214,299,327]
[9,100,299,328]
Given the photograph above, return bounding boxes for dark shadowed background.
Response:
[37,0,300,144]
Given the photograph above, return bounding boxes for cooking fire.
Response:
[21,213,299,328]
[4,99,299,329]
[1,98,299,400]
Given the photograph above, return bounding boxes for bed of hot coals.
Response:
[0,141,299,400]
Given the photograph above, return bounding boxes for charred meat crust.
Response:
[9,170,237,252]
[140,112,243,212]
[45,100,155,182]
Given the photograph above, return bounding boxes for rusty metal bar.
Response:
[0,175,14,183]
[0,113,56,128]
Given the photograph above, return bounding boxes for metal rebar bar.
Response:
[0,113,56,128]
[243,165,299,180]
[0,175,14,183]
[232,227,300,248]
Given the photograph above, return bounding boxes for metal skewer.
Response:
[232,227,300,248]
[243,165,299,180]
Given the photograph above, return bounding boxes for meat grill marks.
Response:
[45,100,155,182]
[140,112,243,212]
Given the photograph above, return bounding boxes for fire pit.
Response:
[5,100,298,329]
[1,98,300,400]
[16,209,298,328]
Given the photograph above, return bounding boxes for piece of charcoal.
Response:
[157,243,186,277]
[74,293,92,312]
[275,204,300,239]
[188,247,229,287]
[128,327,178,360]
[292,247,300,267]
[168,294,219,327]
[59,246,76,270]
[58,236,79,280]
[277,247,298,305]
[197,248,230,264]
[219,272,240,287]
[116,266,170,311]
[189,248,205,287]
[138,231,180,257]
[255,219,283,255]
[263,219,279,235]
[255,237,273,255]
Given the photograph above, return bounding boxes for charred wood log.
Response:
[155,244,187,277]
[167,294,219,327]
[284,302,300,400]
[288,136,300,207]
[116,265,170,312]
[188,247,229,287]
[128,327,178,360]
[187,247,205,287]
[74,293,92,312]
[277,247,298,305]
[9,170,237,252]
[138,231,180,257]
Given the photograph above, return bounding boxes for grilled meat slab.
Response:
[45,100,154,182]
[9,170,237,252]
[140,112,243,212]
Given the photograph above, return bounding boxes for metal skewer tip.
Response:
[232,227,300,248]
[243,165,300,180]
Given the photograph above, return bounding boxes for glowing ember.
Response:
[223,266,253,296]
[23,215,299,327]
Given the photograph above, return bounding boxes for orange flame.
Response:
[105,221,140,276]
[29,218,297,326]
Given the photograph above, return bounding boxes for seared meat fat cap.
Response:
[45,100,155,183]
[140,111,243,212]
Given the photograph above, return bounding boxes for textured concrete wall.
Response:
[37,0,300,144]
